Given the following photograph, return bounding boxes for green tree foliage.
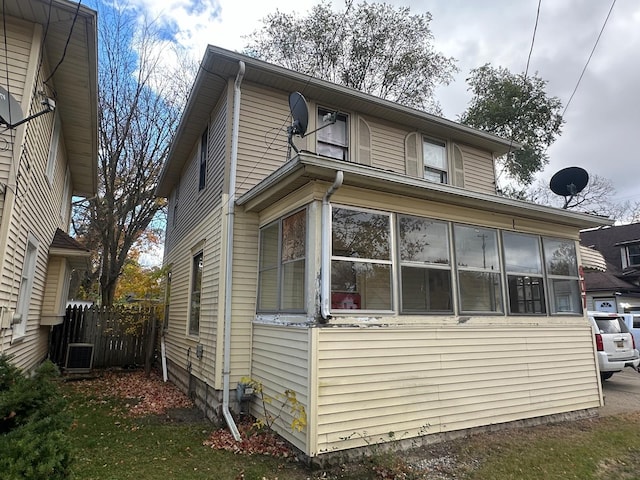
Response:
[244,0,457,114]
[0,357,72,480]
[460,64,563,185]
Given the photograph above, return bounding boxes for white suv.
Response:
[588,311,640,380]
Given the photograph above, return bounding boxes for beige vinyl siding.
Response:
[367,117,410,173]
[166,94,227,253]
[458,144,496,194]
[214,206,259,389]
[313,324,599,454]
[251,324,309,452]
[163,206,224,385]
[235,83,293,197]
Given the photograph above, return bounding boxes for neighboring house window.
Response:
[61,168,71,225]
[317,108,348,161]
[189,252,203,335]
[46,113,61,183]
[199,127,208,191]
[503,232,546,314]
[624,244,640,268]
[543,238,581,314]
[257,209,306,312]
[454,224,503,313]
[14,236,39,338]
[331,207,392,311]
[398,215,452,313]
[423,137,447,183]
[163,270,172,331]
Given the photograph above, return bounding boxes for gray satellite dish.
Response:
[289,92,308,137]
[550,166,589,209]
[0,86,24,127]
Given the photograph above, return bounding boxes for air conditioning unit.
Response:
[64,343,94,373]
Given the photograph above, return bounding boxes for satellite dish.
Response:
[0,86,24,127]
[288,92,308,137]
[550,166,589,209]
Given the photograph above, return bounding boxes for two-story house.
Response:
[0,0,97,371]
[581,223,640,313]
[156,45,611,459]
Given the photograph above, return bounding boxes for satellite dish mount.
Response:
[0,86,55,130]
[549,166,589,209]
[287,91,337,157]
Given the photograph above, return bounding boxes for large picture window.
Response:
[398,215,452,313]
[454,224,502,313]
[503,232,545,314]
[543,238,581,313]
[331,207,392,310]
[258,209,306,312]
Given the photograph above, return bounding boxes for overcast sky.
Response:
[93,0,639,204]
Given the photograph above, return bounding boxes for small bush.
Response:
[0,355,72,480]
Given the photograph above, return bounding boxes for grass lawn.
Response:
[61,370,640,480]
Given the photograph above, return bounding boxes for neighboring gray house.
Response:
[581,223,640,313]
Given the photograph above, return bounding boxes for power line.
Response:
[524,0,541,78]
[562,0,616,118]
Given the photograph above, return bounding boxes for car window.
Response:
[594,317,628,334]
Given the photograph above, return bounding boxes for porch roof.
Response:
[237,152,613,231]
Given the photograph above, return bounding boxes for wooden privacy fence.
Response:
[50,305,158,370]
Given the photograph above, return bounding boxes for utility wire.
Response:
[524,0,541,78]
[562,0,616,118]
[43,0,83,85]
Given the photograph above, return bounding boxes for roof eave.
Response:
[238,153,613,231]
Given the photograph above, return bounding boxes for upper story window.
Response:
[199,127,208,191]
[317,108,348,161]
[405,133,464,187]
[257,209,306,312]
[423,137,447,183]
[331,206,392,311]
[46,113,61,184]
[503,232,545,314]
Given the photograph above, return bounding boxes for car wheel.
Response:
[600,372,614,380]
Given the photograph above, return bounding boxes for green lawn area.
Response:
[62,371,640,480]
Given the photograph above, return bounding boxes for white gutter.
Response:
[222,60,245,441]
[320,171,343,320]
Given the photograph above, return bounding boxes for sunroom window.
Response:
[543,237,581,313]
[454,224,503,313]
[317,108,348,161]
[503,232,545,314]
[331,207,392,310]
[257,209,306,312]
[398,215,452,313]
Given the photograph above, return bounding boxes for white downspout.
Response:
[222,60,245,441]
[321,171,344,320]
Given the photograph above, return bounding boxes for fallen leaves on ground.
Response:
[67,369,193,417]
[204,418,294,459]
